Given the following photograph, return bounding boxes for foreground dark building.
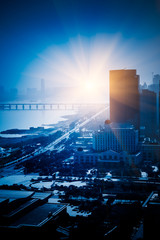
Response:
[0,190,67,238]
[142,191,160,240]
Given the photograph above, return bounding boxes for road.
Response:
[44,106,109,151]
[3,106,109,167]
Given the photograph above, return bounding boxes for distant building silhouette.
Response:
[148,73,158,93]
[0,85,5,101]
[139,82,147,92]
[26,88,38,101]
[10,87,18,101]
[143,191,160,240]
[109,69,140,129]
[41,78,45,102]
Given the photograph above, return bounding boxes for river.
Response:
[0,109,77,133]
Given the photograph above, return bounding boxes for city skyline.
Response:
[1,0,160,92]
[0,71,159,105]
[1,1,160,237]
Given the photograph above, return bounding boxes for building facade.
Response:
[141,142,160,162]
[74,149,141,166]
[74,122,141,166]
[140,89,158,138]
[93,122,139,154]
[110,69,140,129]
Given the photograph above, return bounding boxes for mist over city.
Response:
[0,0,160,239]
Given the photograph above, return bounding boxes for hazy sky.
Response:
[1,0,160,89]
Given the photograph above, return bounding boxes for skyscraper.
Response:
[140,89,160,138]
[153,75,160,133]
[142,74,160,137]
[110,69,140,129]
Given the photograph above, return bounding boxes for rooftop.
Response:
[0,189,34,202]
[0,189,67,230]
[142,191,160,208]
[10,203,66,227]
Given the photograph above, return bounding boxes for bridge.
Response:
[0,103,107,111]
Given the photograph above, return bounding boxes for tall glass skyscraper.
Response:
[109,69,140,129]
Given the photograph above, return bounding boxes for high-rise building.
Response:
[147,74,160,135]
[140,89,157,138]
[109,69,140,129]
[153,74,160,86]
[140,89,160,138]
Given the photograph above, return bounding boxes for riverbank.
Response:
[0,109,78,132]
[0,111,81,147]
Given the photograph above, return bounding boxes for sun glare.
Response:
[85,81,95,92]
[22,34,125,103]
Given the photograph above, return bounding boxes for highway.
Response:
[3,106,109,167]
[44,106,109,151]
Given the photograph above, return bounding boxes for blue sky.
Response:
[1,0,160,89]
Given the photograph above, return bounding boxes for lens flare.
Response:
[85,81,95,91]
[21,34,139,103]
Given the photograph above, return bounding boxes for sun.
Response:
[24,34,121,102]
[85,81,96,92]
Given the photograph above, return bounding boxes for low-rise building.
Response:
[0,190,67,237]
[74,149,141,166]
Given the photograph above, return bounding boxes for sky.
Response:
[1,0,160,92]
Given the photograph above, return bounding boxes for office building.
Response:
[147,74,160,135]
[141,141,160,162]
[110,69,140,129]
[140,89,158,138]
[74,121,141,166]
[0,86,5,101]
[93,122,139,154]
